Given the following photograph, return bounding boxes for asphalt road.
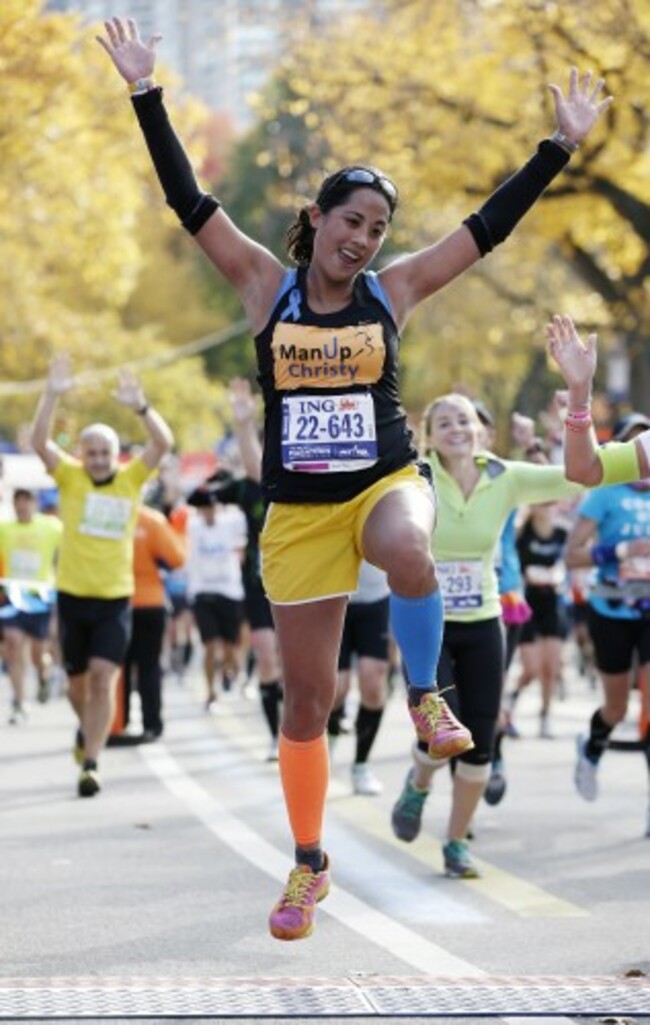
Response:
[2,652,649,1024]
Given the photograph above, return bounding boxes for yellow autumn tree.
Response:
[252,0,648,418]
[0,1,234,451]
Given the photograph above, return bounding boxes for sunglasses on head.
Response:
[321,168,398,208]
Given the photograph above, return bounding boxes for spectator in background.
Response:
[123,503,186,739]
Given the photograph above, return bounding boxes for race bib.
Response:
[8,549,41,580]
[79,493,133,539]
[281,392,378,473]
[438,560,483,614]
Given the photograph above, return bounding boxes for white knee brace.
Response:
[412,742,449,773]
[455,760,491,784]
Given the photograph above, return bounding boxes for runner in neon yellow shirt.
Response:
[0,488,62,722]
[30,354,173,798]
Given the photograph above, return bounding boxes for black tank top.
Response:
[254,266,417,504]
[516,520,568,593]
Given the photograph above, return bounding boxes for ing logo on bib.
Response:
[272,322,385,390]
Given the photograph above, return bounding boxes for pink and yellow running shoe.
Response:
[409,692,474,759]
[268,856,330,941]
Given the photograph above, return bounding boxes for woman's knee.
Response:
[282,678,335,734]
[358,663,388,707]
[383,531,436,593]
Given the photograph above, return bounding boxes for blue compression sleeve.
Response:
[389,589,443,690]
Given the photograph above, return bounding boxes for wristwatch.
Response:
[550,129,579,154]
[128,77,156,95]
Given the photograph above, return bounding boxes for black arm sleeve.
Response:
[131,87,220,235]
[463,140,570,256]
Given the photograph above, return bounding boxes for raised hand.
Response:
[96,17,161,84]
[228,378,257,424]
[46,354,75,396]
[548,68,613,144]
[546,314,597,393]
[114,367,146,410]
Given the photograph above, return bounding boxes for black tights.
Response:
[436,617,505,765]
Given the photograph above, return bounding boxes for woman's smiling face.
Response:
[310,189,390,279]
[427,396,481,460]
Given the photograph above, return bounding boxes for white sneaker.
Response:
[48,665,67,698]
[574,734,599,801]
[539,715,555,740]
[8,701,28,725]
[351,762,383,796]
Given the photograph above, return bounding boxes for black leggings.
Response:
[437,617,505,765]
[124,606,167,734]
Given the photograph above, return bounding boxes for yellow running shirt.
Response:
[0,515,62,585]
[53,454,151,598]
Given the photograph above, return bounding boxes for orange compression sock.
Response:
[278,732,329,848]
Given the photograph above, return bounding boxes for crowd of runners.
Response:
[2,342,648,881]
[3,15,648,945]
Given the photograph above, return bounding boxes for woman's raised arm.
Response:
[97,17,284,330]
[546,314,649,487]
[382,68,613,328]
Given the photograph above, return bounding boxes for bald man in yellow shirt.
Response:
[30,355,174,797]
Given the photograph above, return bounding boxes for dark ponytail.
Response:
[286,207,315,266]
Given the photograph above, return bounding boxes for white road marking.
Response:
[140,689,577,1022]
[140,741,482,976]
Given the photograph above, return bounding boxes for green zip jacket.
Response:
[428,450,583,623]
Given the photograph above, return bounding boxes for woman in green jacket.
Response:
[391,392,582,877]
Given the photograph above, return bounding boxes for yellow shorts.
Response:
[260,465,431,604]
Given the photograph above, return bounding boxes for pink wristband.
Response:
[565,418,593,433]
